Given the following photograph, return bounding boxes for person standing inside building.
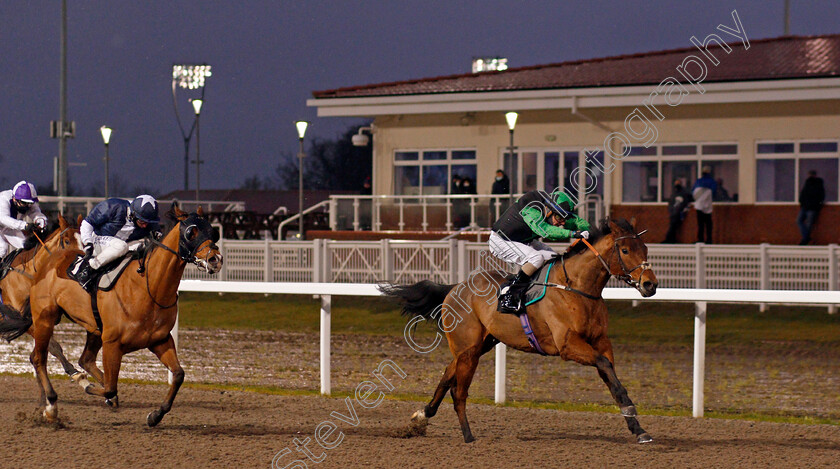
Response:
[490,169,510,223]
[692,166,717,243]
[663,178,692,243]
[797,170,825,245]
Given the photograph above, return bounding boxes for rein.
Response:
[580,233,652,289]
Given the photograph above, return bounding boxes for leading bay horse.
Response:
[1,205,222,426]
[0,215,86,382]
[381,218,658,443]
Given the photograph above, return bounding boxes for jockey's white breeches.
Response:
[0,227,26,258]
[89,236,129,269]
[488,231,555,269]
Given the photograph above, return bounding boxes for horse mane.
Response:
[561,218,634,259]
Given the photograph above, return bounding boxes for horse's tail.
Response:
[378,280,456,321]
[0,299,32,342]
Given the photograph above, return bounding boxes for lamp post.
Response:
[100,126,112,198]
[505,111,518,203]
[295,120,310,238]
[192,98,203,203]
[171,64,212,191]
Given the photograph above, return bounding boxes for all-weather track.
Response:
[1,375,838,468]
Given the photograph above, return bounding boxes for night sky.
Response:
[1,1,837,197]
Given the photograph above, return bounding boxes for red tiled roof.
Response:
[313,34,840,99]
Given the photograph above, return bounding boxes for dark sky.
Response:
[1,1,837,197]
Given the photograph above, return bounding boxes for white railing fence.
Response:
[184,240,840,304]
[177,280,840,418]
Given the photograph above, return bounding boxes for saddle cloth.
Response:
[67,254,136,292]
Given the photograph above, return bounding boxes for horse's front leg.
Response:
[555,329,652,444]
[101,339,124,409]
[591,336,652,444]
[146,334,184,427]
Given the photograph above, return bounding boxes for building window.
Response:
[756,141,839,203]
[394,149,476,195]
[622,143,739,203]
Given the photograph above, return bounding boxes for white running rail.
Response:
[176,280,840,418]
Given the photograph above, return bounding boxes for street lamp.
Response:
[295,120,310,238]
[100,125,112,198]
[171,63,212,191]
[192,98,203,203]
[505,111,518,202]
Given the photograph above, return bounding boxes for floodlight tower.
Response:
[172,64,212,192]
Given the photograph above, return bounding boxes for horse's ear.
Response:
[76,214,84,227]
[196,205,204,217]
[168,202,189,221]
[58,214,68,230]
[608,218,620,234]
[629,216,637,228]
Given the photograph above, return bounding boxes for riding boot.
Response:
[497,270,533,315]
[70,258,96,292]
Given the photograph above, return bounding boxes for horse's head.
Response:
[170,205,223,274]
[605,218,657,297]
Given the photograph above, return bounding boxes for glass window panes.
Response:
[544,152,560,192]
[422,151,446,160]
[563,152,579,192]
[622,161,658,202]
[584,151,604,197]
[422,165,448,195]
[702,160,739,202]
[798,158,838,202]
[395,151,418,161]
[799,142,838,153]
[625,146,658,156]
[451,164,477,189]
[701,144,738,155]
[522,152,538,192]
[394,166,420,195]
[662,161,696,195]
[757,143,794,154]
[756,159,795,202]
[451,150,476,160]
[662,145,697,156]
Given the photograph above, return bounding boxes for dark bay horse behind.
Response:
[381,218,657,443]
[1,205,222,426]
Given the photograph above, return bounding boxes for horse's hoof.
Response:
[70,372,88,384]
[637,433,653,444]
[43,404,58,421]
[464,434,476,444]
[410,409,427,423]
[147,411,162,427]
[105,396,119,410]
[620,405,638,417]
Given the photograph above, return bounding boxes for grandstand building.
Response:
[309,34,840,244]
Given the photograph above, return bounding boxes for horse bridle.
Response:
[144,218,221,309]
[580,231,652,290]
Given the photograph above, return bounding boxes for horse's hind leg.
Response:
[146,334,184,427]
[452,346,482,443]
[414,358,457,422]
[79,332,105,387]
[47,336,88,386]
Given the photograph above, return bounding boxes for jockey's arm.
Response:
[26,203,48,229]
[521,206,575,241]
[565,217,592,232]
[79,220,96,246]
[0,199,27,231]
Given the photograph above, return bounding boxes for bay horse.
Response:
[0,215,86,382]
[381,218,658,443]
[2,205,222,426]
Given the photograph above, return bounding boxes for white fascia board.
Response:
[308,77,840,117]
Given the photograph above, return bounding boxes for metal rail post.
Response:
[321,294,331,395]
[693,301,707,417]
